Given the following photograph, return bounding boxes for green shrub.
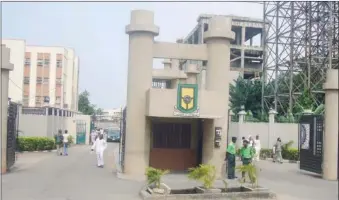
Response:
[236,163,258,187]
[282,148,299,161]
[145,167,169,188]
[68,135,74,145]
[188,164,216,189]
[18,137,56,151]
[260,148,299,161]
[260,149,273,159]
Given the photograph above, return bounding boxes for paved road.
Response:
[2,143,338,200]
[2,143,144,200]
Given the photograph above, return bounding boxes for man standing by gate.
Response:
[225,137,237,179]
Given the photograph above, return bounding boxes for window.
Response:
[23,95,29,105]
[204,23,209,32]
[35,96,41,103]
[55,96,61,103]
[56,78,62,85]
[56,60,62,68]
[43,77,49,84]
[36,77,42,84]
[25,58,31,65]
[37,60,43,66]
[44,59,50,65]
[202,61,208,67]
[24,77,30,84]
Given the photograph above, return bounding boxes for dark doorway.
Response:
[149,120,201,171]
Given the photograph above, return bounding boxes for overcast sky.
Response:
[3,2,263,109]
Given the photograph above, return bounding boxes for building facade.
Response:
[180,14,267,87]
[121,10,235,180]
[2,39,79,111]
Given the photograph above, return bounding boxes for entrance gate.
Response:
[76,122,86,144]
[7,102,19,171]
[299,114,324,174]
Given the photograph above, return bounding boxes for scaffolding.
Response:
[262,1,339,115]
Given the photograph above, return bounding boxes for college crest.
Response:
[174,84,199,117]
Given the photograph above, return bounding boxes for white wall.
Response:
[2,39,26,103]
[228,121,299,149]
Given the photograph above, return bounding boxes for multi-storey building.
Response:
[2,39,79,111]
[180,14,267,87]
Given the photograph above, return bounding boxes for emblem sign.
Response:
[300,123,310,150]
[174,84,199,117]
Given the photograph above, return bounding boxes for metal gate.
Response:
[299,114,324,174]
[119,107,126,173]
[7,102,19,171]
[76,122,86,144]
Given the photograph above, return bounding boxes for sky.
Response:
[2,1,263,109]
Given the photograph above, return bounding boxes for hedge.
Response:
[260,148,299,161]
[17,137,56,151]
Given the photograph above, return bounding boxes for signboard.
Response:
[173,84,200,117]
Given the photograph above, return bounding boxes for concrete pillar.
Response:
[201,67,207,90]
[185,64,199,84]
[268,109,277,148]
[237,109,246,141]
[1,45,14,174]
[163,59,171,70]
[323,69,338,181]
[124,10,159,179]
[202,16,235,178]
[240,26,246,70]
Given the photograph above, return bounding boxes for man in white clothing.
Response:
[91,133,107,168]
[254,135,261,161]
[90,130,97,145]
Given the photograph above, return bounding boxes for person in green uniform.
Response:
[240,139,255,179]
[225,137,237,179]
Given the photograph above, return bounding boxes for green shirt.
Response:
[227,142,236,155]
[240,146,255,159]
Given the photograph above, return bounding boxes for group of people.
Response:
[226,135,284,179]
[226,135,260,180]
[54,129,71,156]
[90,128,108,168]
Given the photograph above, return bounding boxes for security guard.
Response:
[225,136,237,179]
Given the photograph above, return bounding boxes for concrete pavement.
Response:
[2,143,144,200]
[2,143,338,200]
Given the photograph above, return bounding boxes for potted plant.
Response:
[187,164,220,193]
[145,167,169,194]
[236,163,266,192]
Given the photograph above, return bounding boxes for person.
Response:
[239,139,255,181]
[240,137,245,147]
[273,137,283,164]
[62,130,70,156]
[54,130,63,156]
[225,137,237,179]
[91,133,108,168]
[253,135,261,161]
[248,135,254,147]
[90,130,97,145]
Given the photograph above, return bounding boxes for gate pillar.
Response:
[124,10,159,179]
[0,45,14,174]
[202,16,234,178]
[323,69,338,180]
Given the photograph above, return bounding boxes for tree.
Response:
[229,76,264,119]
[78,90,96,115]
[95,108,104,115]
